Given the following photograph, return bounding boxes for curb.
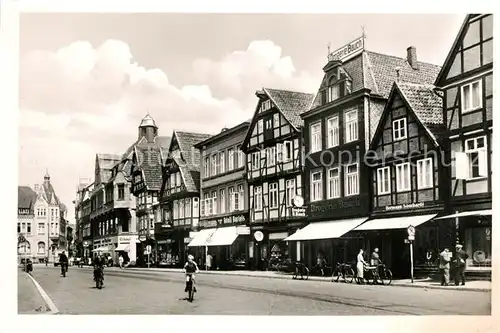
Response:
[25,272,59,315]
[94,266,491,292]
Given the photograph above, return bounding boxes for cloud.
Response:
[19,38,319,224]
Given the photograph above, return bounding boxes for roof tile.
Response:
[264,88,315,128]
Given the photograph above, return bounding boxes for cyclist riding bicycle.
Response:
[93,254,106,283]
[59,251,69,276]
[183,255,199,292]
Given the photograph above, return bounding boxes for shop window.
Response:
[465,227,492,266]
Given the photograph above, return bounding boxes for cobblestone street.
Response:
[21,266,490,315]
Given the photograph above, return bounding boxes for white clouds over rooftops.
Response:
[19,38,318,224]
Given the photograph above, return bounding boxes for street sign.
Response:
[254,231,264,242]
[407,225,416,237]
[408,235,415,241]
[146,245,152,254]
[139,235,147,242]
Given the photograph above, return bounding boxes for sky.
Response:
[18,13,465,225]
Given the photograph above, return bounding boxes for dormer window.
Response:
[261,100,272,112]
[328,85,340,102]
[326,68,352,103]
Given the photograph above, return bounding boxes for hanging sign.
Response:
[254,231,264,242]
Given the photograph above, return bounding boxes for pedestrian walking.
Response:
[119,255,124,269]
[454,244,468,286]
[439,248,451,286]
[356,249,368,284]
[206,252,213,271]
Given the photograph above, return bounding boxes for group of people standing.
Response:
[356,248,382,284]
[439,244,469,286]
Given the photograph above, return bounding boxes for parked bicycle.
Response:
[332,262,355,283]
[359,263,393,285]
[310,263,333,277]
[292,262,309,280]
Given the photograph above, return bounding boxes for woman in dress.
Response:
[356,249,368,284]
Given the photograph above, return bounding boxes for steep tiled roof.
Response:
[18,186,37,211]
[309,50,441,110]
[395,81,445,143]
[170,131,211,192]
[264,88,315,128]
[96,154,121,183]
[41,182,61,206]
[135,145,163,191]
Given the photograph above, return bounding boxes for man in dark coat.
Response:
[454,244,468,286]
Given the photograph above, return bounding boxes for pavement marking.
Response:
[26,273,60,315]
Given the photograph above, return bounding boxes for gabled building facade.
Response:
[434,14,493,274]
[241,88,314,270]
[358,81,453,277]
[292,37,442,270]
[73,178,92,258]
[189,121,250,270]
[17,186,38,263]
[158,131,211,267]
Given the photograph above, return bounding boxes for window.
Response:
[201,196,206,217]
[229,187,234,211]
[284,141,293,161]
[185,198,191,217]
[233,188,240,211]
[327,116,339,148]
[228,149,234,171]
[327,167,340,199]
[212,191,217,215]
[328,85,340,102]
[377,167,391,194]
[169,173,175,189]
[396,163,411,192]
[416,158,433,189]
[118,184,125,200]
[345,109,358,143]
[27,223,31,234]
[267,147,276,166]
[238,185,244,210]
[17,223,20,233]
[220,189,225,214]
[176,173,181,188]
[273,113,279,127]
[345,163,359,196]
[311,171,323,202]
[461,80,482,113]
[393,118,407,141]
[261,100,271,112]
[173,201,179,219]
[252,152,260,170]
[277,144,284,162]
[462,136,487,179]
[257,119,264,133]
[345,80,352,95]
[211,155,217,176]
[204,156,210,177]
[286,179,296,206]
[37,242,45,254]
[265,118,272,130]
[237,147,244,168]
[310,122,322,153]
[269,183,278,208]
[254,186,263,210]
[18,241,30,254]
[219,151,225,174]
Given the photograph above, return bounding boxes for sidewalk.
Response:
[97,266,492,292]
[18,271,51,314]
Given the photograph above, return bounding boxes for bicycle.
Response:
[292,262,309,280]
[375,263,393,285]
[332,262,355,283]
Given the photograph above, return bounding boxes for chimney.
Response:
[395,67,401,82]
[407,46,419,70]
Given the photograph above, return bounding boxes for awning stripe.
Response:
[354,214,437,231]
[206,226,239,246]
[284,217,368,241]
[434,209,492,220]
[187,228,216,247]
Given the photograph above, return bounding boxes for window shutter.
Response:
[478,150,488,177]
[455,152,469,180]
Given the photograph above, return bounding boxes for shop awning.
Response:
[115,244,130,252]
[187,228,217,247]
[284,217,368,241]
[206,226,239,246]
[434,210,492,220]
[354,214,437,231]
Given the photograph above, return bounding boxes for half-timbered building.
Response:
[356,81,451,278]
[433,14,493,276]
[188,121,251,270]
[158,131,211,267]
[241,88,314,270]
[289,37,442,271]
[130,114,171,265]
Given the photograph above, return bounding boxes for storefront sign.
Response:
[254,231,264,242]
[292,207,306,217]
[310,197,361,214]
[269,232,288,240]
[118,236,131,244]
[385,203,425,211]
[139,235,147,242]
[183,237,192,244]
[236,226,251,235]
[328,36,365,62]
[293,196,304,208]
[199,219,218,228]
